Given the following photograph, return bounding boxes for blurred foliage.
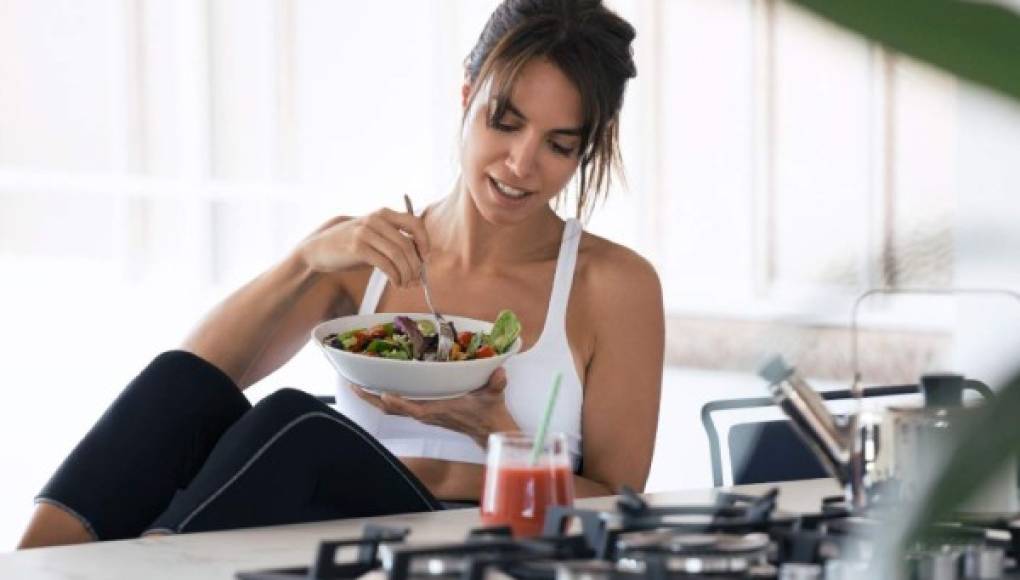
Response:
[790,0,1020,102]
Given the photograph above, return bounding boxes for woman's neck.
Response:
[425,177,565,273]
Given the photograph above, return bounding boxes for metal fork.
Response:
[403,194,455,361]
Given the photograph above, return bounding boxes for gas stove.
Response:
[236,487,1020,580]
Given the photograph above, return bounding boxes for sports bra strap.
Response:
[540,219,582,338]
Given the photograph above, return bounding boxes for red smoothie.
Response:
[480,464,575,538]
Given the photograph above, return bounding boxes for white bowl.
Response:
[312,313,522,399]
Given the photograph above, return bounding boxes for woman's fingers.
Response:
[301,207,430,281]
[368,217,423,284]
[349,383,378,404]
[349,383,421,417]
[356,224,416,286]
[381,394,423,419]
[380,209,431,258]
[480,367,508,393]
[354,240,405,289]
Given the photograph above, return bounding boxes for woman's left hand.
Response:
[350,367,518,448]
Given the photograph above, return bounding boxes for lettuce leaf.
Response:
[489,310,521,354]
[394,316,425,360]
[466,332,482,357]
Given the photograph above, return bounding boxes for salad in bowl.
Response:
[312,311,522,399]
[322,310,520,362]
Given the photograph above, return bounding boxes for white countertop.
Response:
[0,479,841,580]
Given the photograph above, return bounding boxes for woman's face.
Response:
[460,58,583,227]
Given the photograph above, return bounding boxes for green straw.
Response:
[530,372,563,466]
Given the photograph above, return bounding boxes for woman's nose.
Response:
[505,132,540,179]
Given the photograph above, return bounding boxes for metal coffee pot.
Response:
[759,355,1017,514]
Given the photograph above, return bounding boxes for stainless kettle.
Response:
[759,355,1016,513]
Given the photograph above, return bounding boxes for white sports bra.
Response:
[333,218,585,469]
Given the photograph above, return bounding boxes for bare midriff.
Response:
[401,457,485,501]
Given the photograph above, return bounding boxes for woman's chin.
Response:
[474,203,523,227]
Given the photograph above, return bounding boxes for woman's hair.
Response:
[464,0,637,221]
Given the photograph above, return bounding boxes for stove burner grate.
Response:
[236,488,1020,580]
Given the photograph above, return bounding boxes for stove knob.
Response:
[778,563,822,580]
[962,545,1004,579]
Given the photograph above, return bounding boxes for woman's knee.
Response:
[242,388,339,432]
[255,388,327,414]
[18,502,96,549]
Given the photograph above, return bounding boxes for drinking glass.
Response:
[480,432,575,538]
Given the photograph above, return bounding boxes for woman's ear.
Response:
[461,80,472,110]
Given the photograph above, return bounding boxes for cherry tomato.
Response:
[475,345,495,359]
[351,331,370,352]
[457,331,474,350]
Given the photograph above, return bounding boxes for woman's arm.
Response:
[183,211,431,390]
[181,249,345,390]
[576,248,665,495]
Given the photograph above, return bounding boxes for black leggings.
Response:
[37,350,443,541]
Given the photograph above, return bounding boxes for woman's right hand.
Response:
[299,208,431,287]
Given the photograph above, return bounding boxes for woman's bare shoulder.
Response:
[576,231,662,302]
[570,231,664,387]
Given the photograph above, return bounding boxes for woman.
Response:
[19,0,663,548]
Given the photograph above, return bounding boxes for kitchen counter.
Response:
[0,478,841,580]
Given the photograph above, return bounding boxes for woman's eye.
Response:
[490,119,518,132]
[550,142,575,157]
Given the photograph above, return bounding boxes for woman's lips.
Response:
[488,176,532,207]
